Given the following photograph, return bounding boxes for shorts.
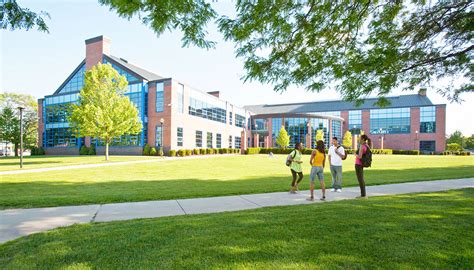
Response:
[310,166,324,183]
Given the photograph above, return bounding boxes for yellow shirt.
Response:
[311,150,325,167]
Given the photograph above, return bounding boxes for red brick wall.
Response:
[341,111,349,132]
[85,37,110,69]
[37,99,44,147]
[435,105,446,151]
[147,80,172,151]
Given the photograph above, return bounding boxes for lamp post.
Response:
[17,106,25,168]
[160,118,164,153]
[415,130,419,150]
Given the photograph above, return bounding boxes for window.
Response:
[348,110,362,130]
[45,128,78,147]
[370,108,410,134]
[103,58,140,83]
[156,82,164,112]
[229,135,233,148]
[235,114,245,128]
[177,84,184,113]
[316,111,340,117]
[272,118,283,147]
[155,126,163,147]
[332,120,342,141]
[188,97,226,123]
[255,119,267,130]
[229,112,233,125]
[310,118,329,148]
[216,133,222,148]
[235,136,241,148]
[196,131,202,147]
[420,106,436,133]
[57,64,86,94]
[177,127,183,147]
[207,132,213,148]
[284,118,308,148]
[420,140,436,152]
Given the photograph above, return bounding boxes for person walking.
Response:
[289,142,304,193]
[355,134,370,199]
[328,137,345,192]
[308,140,326,201]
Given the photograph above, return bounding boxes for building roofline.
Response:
[52,59,86,95]
[102,54,146,82]
[85,35,111,45]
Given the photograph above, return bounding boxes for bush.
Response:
[143,144,151,156]
[205,148,211,154]
[88,145,96,155]
[185,149,192,156]
[302,148,313,155]
[149,147,157,156]
[235,149,241,154]
[168,150,176,157]
[441,150,471,156]
[447,143,462,152]
[177,149,185,157]
[30,146,46,155]
[79,145,89,155]
[157,148,164,156]
[200,148,206,155]
[193,149,200,155]
[218,148,224,154]
[246,147,260,155]
[370,149,393,155]
[392,149,420,155]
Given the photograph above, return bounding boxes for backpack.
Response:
[285,150,297,167]
[337,146,348,160]
[361,145,372,168]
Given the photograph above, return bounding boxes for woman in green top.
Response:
[289,142,304,193]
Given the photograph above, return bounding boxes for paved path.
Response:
[0,154,238,175]
[1,178,472,244]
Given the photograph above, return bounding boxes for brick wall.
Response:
[37,99,44,147]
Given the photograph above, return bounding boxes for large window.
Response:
[235,114,245,128]
[348,110,362,130]
[177,127,183,147]
[311,118,329,148]
[420,140,436,152]
[196,131,202,148]
[255,118,267,130]
[229,112,233,125]
[216,133,222,148]
[156,83,164,112]
[57,64,86,94]
[207,132,213,148]
[370,108,410,134]
[229,135,233,148]
[420,106,436,133]
[235,136,241,148]
[272,118,283,147]
[316,111,340,117]
[177,84,184,113]
[188,97,227,123]
[45,128,78,147]
[332,120,342,141]
[103,58,140,83]
[285,118,308,148]
[155,126,163,147]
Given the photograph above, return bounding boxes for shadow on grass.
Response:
[0,166,473,209]
[0,189,472,269]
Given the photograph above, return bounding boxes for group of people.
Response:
[287,135,371,201]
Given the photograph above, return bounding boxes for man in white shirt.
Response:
[328,137,346,192]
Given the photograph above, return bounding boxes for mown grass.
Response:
[0,155,158,172]
[1,189,472,269]
[1,155,473,209]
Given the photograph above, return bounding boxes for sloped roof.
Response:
[244,94,435,115]
[104,54,164,81]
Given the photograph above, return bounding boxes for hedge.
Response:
[168,150,176,157]
[441,150,471,156]
[194,149,200,155]
[246,147,260,155]
[177,149,185,157]
[392,149,420,155]
[30,146,45,155]
[149,147,157,156]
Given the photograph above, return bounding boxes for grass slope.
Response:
[1,155,473,209]
[1,189,473,269]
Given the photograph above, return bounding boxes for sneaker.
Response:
[331,188,336,192]
[336,189,342,193]
[320,196,326,201]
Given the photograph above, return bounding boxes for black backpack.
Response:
[361,146,372,168]
[337,145,348,160]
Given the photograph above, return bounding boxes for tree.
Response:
[343,131,352,149]
[446,130,465,148]
[1,0,50,32]
[99,0,473,104]
[464,135,474,150]
[276,127,290,149]
[316,129,324,142]
[0,93,38,156]
[68,63,142,161]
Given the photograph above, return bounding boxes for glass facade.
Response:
[188,97,226,123]
[103,59,140,83]
[207,132,213,148]
[255,118,267,130]
[316,111,340,117]
[235,136,241,148]
[420,140,436,152]
[155,126,162,147]
[57,64,86,94]
[196,131,202,147]
[284,118,308,148]
[156,82,164,112]
[235,114,245,128]
[272,118,283,147]
[370,108,410,134]
[45,128,78,147]
[229,135,233,148]
[420,106,436,133]
[216,133,221,148]
[332,120,342,141]
[177,127,183,147]
[229,112,233,125]
[348,110,362,130]
[310,118,329,148]
[177,84,184,113]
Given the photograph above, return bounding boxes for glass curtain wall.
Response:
[284,118,308,148]
[272,118,283,147]
[370,108,411,134]
[420,106,436,133]
[310,118,329,148]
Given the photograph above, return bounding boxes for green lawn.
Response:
[1,155,473,209]
[0,155,158,172]
[1,189,472,269]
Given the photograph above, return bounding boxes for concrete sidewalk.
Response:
[1,178,472,244]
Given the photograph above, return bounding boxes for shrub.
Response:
[246,147,260,155]
[168,150,176,157]
[177,149,185,157]
[200,148,206,155]
[157,148,164,156]
[193,149,200,155]
[392,149,420,155]
[235,149,241,154]
[30,146,45,155]
[218,148,224,154]
[79,145,89,155]
[447,143,462,152]
[143,144,151,156]
[370,149,393,155]
[302,148,313,155]
[185,149,192,156]
[88,145,96,155]
[205,148,212,154]
[149,147,157,156]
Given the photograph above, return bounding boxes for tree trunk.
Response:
[105,142,109,161]
[14,143,19,157]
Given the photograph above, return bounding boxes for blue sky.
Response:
[1,0,473,135]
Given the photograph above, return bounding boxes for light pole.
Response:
[18,106,25,168]
[415,130,419,150]
[379,128,384,149]
[160,118,164,153]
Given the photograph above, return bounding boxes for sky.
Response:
[1,0,473,135]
